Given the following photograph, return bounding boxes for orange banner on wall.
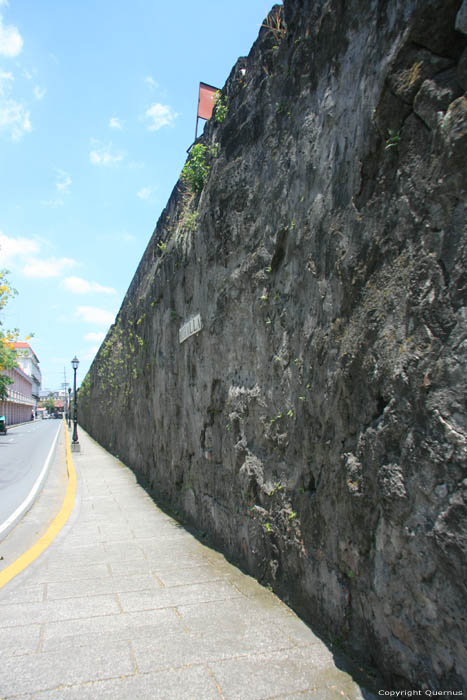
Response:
[197,82,219,120]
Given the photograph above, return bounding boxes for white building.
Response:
[13,342,42,408]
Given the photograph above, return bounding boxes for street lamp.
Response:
[67,387,71,427]
[71,355,80,451]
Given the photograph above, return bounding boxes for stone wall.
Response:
[79,0,467,689]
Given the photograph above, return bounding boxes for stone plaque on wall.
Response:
[179,314,202,344]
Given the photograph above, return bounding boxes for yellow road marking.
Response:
[0,421,76,589]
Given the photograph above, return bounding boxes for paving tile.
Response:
[208,646,365,700]
[131,521,192,534]
[269,613,325,647]
[44,542,107,565]
[42,607,180,651]
[131,530,196,546]
[32,562,110,584]
[58,526,101,548]
[27,663,221,699]
[118,579,244,613]
[46,572,162,600]
[0,592,120,626]
[101,541,148,561]
[108,494,153,504]
[108,553,205,577]
[130,526,181,539]
[132,616,293,673]
[0,582,45,605]
[177,591,295,629]
[66,522,101,536]
[57,536,103,548]
[0,622,41,657]
[96,530,136,543]
[142,540,209,560]
[175,596,320,661]
[0,639,135,696]
[124,515,178,528]
[157,563,225,587]
[223,569,286,599]
[78,509,125,523]
[131,630,231,673]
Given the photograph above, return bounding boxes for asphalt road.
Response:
[0,419,62,540]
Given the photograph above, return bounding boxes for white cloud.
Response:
[0,98,31,140]
[89,140,123,166]
[137,186,152,200]
[109,116,123,130]
[144,103,178,131]
[84,331,106,343]
[41,198,64,209]
[144,76,158,90]
[22,257,76,278]
[0,231,40,263]
[33,85,46,100]
[0,14,23,57]
[56,169,71,193]
[40,170,71,207]
[0,70,30,140]
[63,276,116,295]
[0,233,82,286]
[0,69,13,96]
[76,306,115,325]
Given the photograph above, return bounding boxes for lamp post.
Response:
[71,356,80,451]
[67,387,71,427]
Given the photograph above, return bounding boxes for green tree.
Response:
[0,270,18,400]
[0,269,33,401]
[43,396,56,414]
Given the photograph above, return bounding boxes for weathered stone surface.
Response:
[79,0,467,691]
[456,0,467,33]
[413,69,463,130]
[458,47,467,89]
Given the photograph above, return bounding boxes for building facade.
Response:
[0,365,34,424]
[13,342,41,408]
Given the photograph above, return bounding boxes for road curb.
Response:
[0,421,77,589]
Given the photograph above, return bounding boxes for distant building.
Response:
[0,365,34,424]
[13,342,41,408]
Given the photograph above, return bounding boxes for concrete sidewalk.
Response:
[0,428,378,699]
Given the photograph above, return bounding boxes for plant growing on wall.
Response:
[385,129,401,150]
[181,209,199,233]
[213,91,228,124]
[182,144,210,194]
[262,6,287,46]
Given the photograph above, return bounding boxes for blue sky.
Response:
[0,0,275,392]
